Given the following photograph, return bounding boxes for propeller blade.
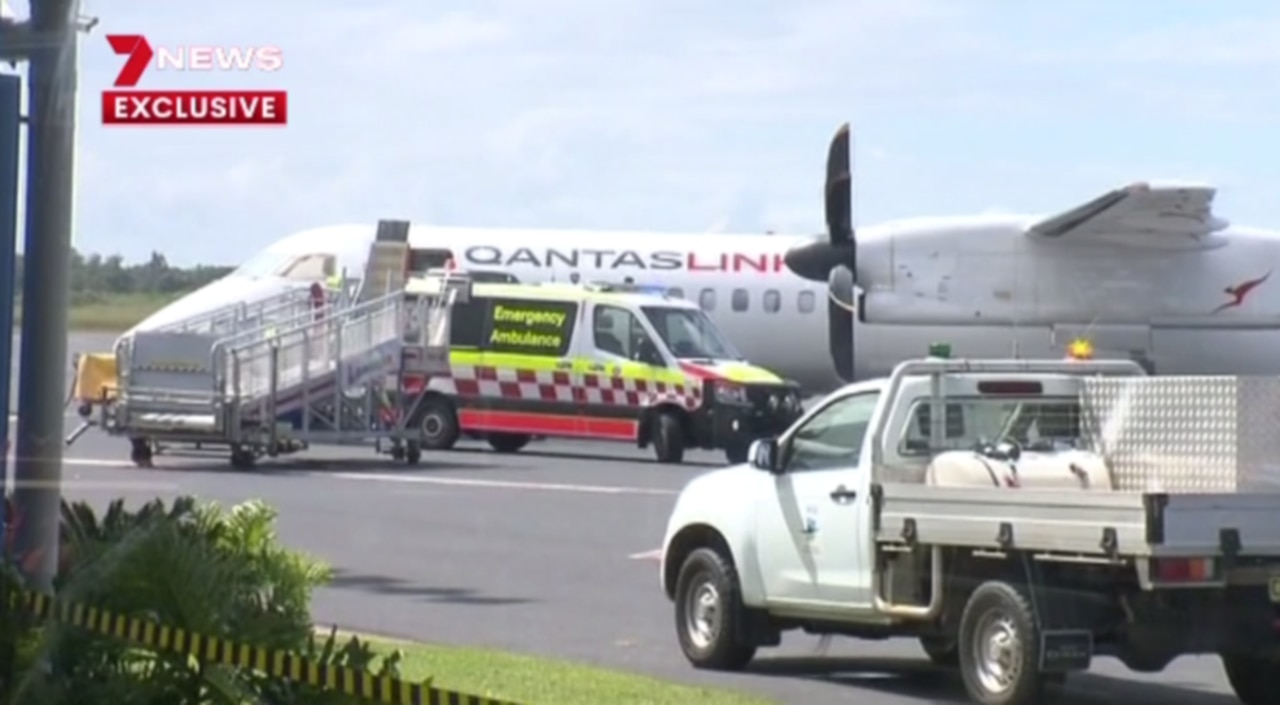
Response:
[827,265,856,382]
[825,123,853,247]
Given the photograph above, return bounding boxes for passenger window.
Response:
[483,297,577,357]
[667,287,684,299]
[731,288,749,312]
[593,304,663,365]
[698,288,716,311]
[281,254,334,281]
[763,289,781,313]
[798,290,816,313]
[784,392,880,472]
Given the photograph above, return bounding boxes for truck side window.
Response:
[784,391,880,472]
[594,304,662,365]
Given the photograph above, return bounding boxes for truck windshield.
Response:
[901,397,1082,455]
[641,306,742,360]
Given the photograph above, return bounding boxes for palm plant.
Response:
[5,495,358,705]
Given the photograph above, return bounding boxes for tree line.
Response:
[13,250,233,304]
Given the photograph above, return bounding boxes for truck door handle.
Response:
[587,363,605,372]
[829,485,857,502]
[555,360,573,370]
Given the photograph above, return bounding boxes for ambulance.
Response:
[398,280,804,464]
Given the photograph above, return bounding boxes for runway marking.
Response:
[324,472,679,497]
[629,549,663,561]
[12,457,139,468]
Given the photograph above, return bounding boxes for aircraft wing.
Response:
[1026,182,1229,244]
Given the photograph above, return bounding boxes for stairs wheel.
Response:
[230,446,257,470]
[129,437,154,468]
[405,441,422,465]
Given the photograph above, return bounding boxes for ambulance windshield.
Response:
[641,306,742,360]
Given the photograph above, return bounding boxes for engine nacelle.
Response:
[926,449,1114,491]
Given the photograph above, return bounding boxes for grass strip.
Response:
[362,635,778,705]
[14,292,180,332]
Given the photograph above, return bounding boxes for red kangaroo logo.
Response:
[1212,271,1272,314]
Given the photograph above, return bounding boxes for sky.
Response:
[3,0,1280,266]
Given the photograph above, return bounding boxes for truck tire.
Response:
[1222,653,1280,705]
[488,432,530,454]
[958,581,1062,705]
[652,412,685,464]
[673,547,756,671]
[920,635,959,667]
[415,398,460,451]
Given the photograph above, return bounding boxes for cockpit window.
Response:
[232,250,293,278]
[281,254,335,280]
[233,252,335,281]
[641,306,741,360]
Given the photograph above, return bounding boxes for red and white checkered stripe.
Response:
[427,364,702,410]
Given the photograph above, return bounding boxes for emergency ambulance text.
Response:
[489,330,562,350]
[492,305,567,329]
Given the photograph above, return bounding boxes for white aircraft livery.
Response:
[134,123,1280,391]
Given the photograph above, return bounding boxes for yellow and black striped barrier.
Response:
[7,588,523,705]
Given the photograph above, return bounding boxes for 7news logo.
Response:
[102,34,288,127]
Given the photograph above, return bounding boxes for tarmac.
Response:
[0,332,1248,704]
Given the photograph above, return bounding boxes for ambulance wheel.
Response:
[404,441,422,465]
[129,437,154,468]
[487,433,530,454]
[416,397,460,451]
[652,412,685,464]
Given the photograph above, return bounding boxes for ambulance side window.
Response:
[449,299,490,349]
[593,305,662,365]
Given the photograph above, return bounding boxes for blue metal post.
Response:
[0,73,21,548]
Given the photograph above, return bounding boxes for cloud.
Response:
[35,0,1280,263]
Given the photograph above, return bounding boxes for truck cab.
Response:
[661,356,1280,705]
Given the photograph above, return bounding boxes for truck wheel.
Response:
[920,635,959,667]
[673,547,756,671]
[652,412,685,464]
[958,581,1061,705]
[415,398,459,451]
[1222,653,1280,705]
[488,432,531,454]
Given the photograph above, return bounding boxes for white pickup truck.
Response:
[660,357,1280,705]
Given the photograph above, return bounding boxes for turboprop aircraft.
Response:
[131,124,1280,391]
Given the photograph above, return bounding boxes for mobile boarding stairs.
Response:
[69,228,471,469]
